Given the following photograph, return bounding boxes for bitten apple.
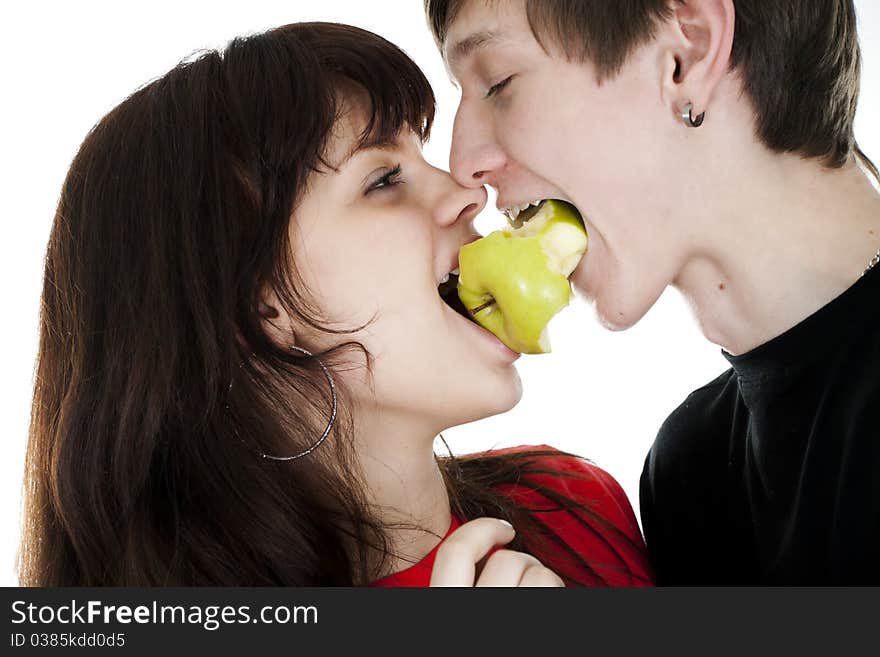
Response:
[456,200,588,354]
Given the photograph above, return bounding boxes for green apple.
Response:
[456,200,588,354]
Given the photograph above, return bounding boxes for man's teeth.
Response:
[505,199,544,222]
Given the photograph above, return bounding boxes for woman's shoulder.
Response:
[462,444,634,515]
[459,443,653,586]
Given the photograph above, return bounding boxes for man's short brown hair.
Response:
[425,0,865,169]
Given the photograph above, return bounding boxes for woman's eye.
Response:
[366,164,403,194]
[485,75,514,98]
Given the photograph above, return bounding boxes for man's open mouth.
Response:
[507,202,541,228]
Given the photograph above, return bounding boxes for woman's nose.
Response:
[433,174,488,229]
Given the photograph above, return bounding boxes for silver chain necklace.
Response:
[864,247,880,276]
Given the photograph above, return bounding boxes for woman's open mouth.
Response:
[438,272,472,320]
[437,271,520,360]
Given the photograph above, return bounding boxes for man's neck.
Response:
[674,153,880,356]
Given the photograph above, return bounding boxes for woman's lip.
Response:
[441,300,521,361]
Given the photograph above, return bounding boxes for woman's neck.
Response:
[354,408,452,580]
[675,153,880,356]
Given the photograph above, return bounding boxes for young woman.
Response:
[20,21,651,587]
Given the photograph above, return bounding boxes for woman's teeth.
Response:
[438,267,461,286]
[438,272,472,321]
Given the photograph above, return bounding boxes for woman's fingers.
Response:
[474,549,566,587]
[518,563,566,588]
[474,549,541,587]
[429,517,516,587]
[429,517,565,587]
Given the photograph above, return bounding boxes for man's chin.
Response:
[575,288,641,332]
[571,263,660,332]
[596,312,634,332]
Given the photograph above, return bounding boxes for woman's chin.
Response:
[432,298,524,421]
[468,368,524,423]
[506,368,524,408]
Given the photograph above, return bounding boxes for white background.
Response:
[1,1,877,586]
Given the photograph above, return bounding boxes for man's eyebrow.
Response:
[446,30,504,66]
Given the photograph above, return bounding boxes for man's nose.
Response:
[449,104,506,189]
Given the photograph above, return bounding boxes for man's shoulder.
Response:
[639,368,741,551]
[651,368,740,462]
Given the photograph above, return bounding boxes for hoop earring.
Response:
[681,102,705,128]
[226,345,337,462]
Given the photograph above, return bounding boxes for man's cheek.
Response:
[508,115,562,164]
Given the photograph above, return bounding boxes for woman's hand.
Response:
[429,517,565,587]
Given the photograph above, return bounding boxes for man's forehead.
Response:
[446,30,505,67]
[443,0,511,66]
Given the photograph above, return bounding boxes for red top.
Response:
[370,445,653,587]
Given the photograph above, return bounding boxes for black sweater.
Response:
[640,263,880,584]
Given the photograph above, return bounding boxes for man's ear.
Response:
[659,0,736,125]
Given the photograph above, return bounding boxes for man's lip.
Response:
[496,197,545,213]
[496,188,578,210]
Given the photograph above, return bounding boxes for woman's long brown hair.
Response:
[21,22,647,587]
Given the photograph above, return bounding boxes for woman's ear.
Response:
[258,300,279,319]
[258,286,294,347]
[659,0,736,125]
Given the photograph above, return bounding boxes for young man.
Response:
[425,0,880,584]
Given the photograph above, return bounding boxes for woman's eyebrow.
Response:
[335,137,399,169]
